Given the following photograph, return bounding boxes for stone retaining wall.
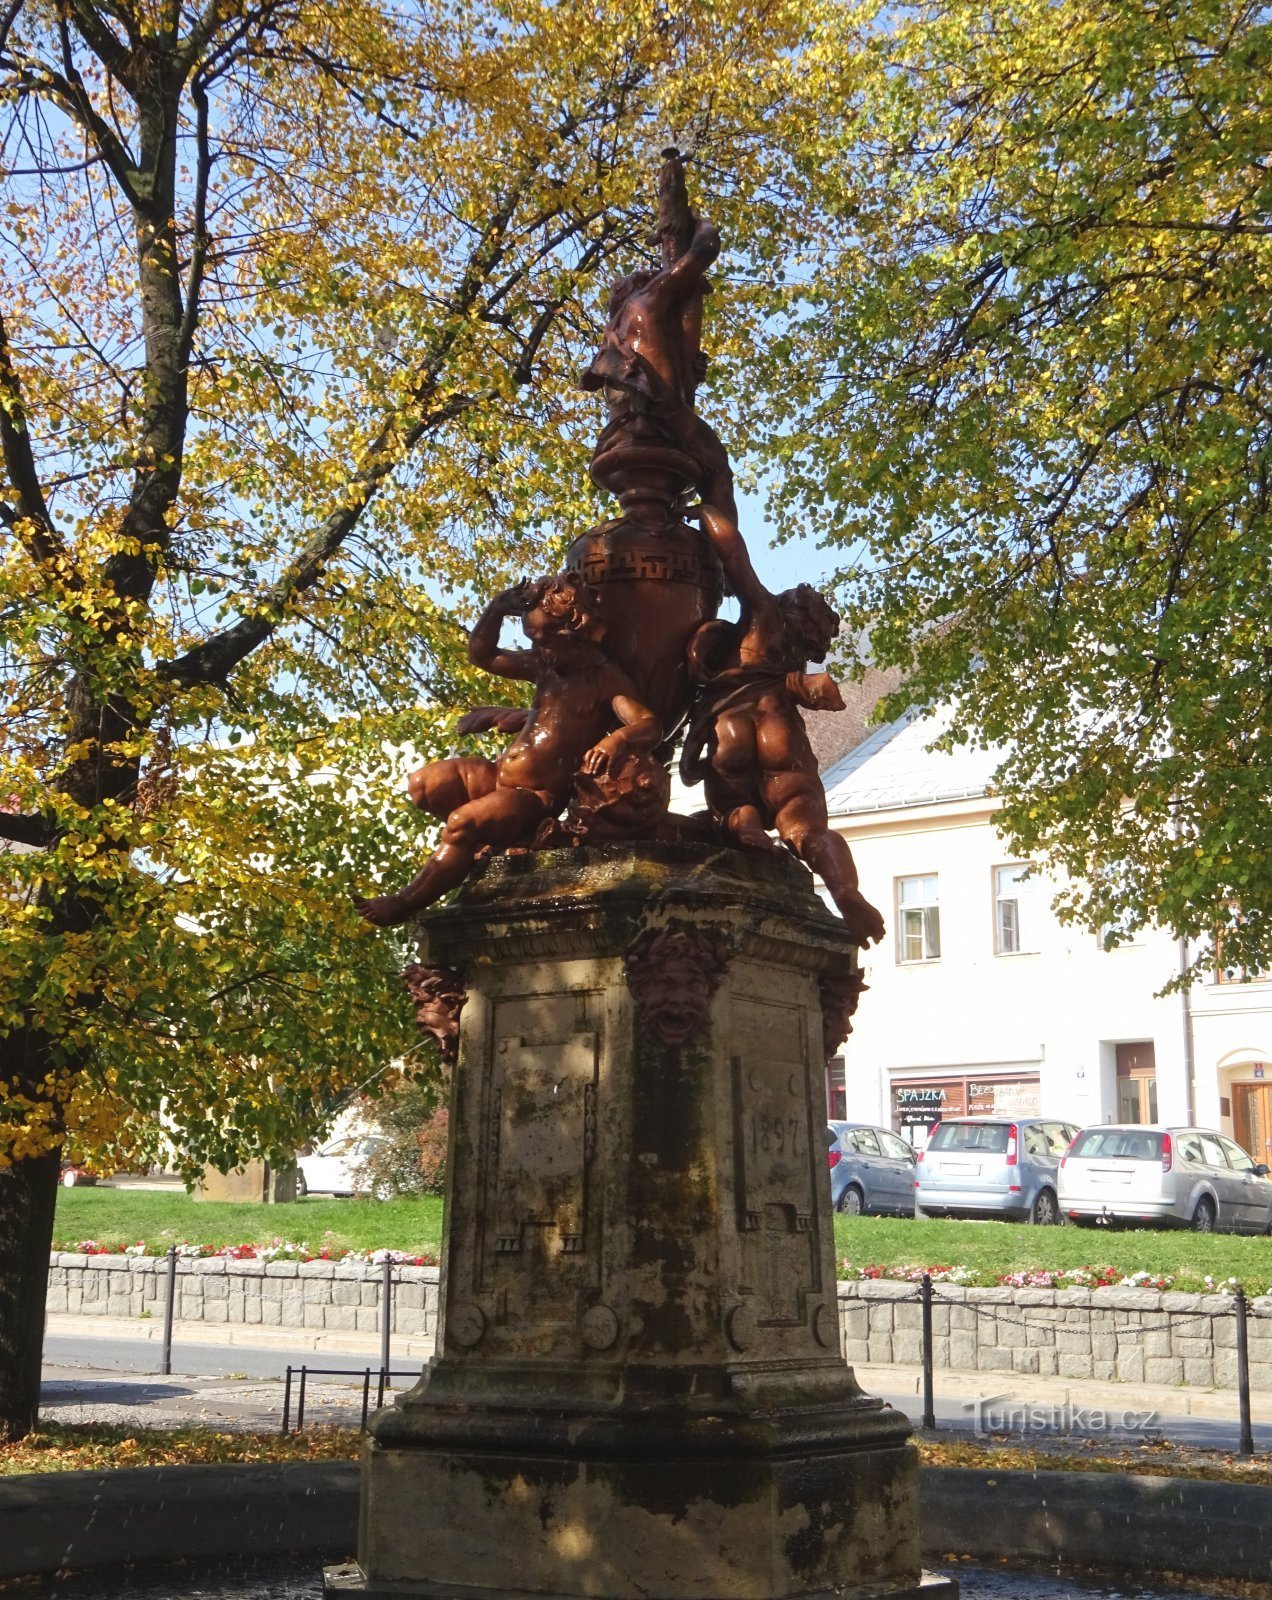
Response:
[44,1256,1272,1388]
[837,1280,1272,1390]
[45,1253,439,1339]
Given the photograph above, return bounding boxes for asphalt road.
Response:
[40,1331,1265,1452]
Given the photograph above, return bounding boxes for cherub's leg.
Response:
[355,781,544,927]
[724,803,779,852]
[406,757,496,819]
[770,778,886,946]
[704,711,775,851]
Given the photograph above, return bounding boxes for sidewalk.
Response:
[859,1359,1272,1425]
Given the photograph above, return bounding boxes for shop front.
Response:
[891,1070,1042,1146]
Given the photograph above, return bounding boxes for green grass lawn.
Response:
[833,1213,1272,1292]
[53,1189,1271,1290]
[54,1187,444,1258]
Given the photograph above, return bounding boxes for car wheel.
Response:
[837,1184,865,1217]
[1030,1188,1060,1226]
[1190,1195,1216,1233]
[295,1171,308,1198]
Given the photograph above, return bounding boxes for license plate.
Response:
[943,1162,981,1176]
[1092,1168,1133,1185]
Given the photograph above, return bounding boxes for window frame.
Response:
[896,872,941,965]
[993,862,1038,956]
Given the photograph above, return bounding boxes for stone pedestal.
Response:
[331,844,951,1600]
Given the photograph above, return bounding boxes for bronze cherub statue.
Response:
[354,571,661,926]
[679,504,886,948]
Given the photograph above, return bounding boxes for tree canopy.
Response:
[0,0,826,1180]
[767,0,1271,981]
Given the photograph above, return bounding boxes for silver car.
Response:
[915,1117,1079,1225]
[827,1122,917,1216]
[1059,1125,1272,1232]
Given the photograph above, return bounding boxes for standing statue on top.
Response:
[355,147,883,949]
[581,147,737,524]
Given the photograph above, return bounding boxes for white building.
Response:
[820,708,1272,1165]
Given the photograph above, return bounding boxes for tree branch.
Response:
[0,306,67,570]
[155,391,480,687]
[177,71,212,370]
[1,52,143,203]
[67,0,136,87]
[0,811,55,848]
[156,96,595,690]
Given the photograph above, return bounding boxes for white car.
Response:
[296,1135,387,1198]
[1058,1124,1272,1233]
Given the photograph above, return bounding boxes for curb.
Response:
[0,1460,359,1580]
[4,1460,1271,1583]
[921,1467,1272,1582]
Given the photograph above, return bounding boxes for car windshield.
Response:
[928,1122,1009,1154]
[1070,1129,1164,1160]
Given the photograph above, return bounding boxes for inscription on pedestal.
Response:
[475,1014,603,1324]
[729,994,822,1333]
[490,1033,596,1254]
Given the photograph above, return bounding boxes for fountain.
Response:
[338,150,949,1600]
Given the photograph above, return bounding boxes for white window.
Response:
[994,864,1037,955]
[897,874,940,963]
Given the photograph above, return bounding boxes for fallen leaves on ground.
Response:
[0,1423,360,1475]
[918,1431,1272,1485]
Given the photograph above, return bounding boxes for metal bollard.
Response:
[160,1245,177,1376]
[1235,1285,1255,1457]
[920,1272,936,1431]
[380,1258,393,1381]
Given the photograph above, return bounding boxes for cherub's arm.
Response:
[697,503,772,618]
[455,706,531,737]
[466,578,542,683]
[647,215,720,310]
[580,683,662,775]
[785,672,845,713]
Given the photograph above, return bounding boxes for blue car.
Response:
[827,1122,918,1216]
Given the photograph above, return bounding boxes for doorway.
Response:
[1234,1080,1272,1167]
[1116,1042,1158,1124]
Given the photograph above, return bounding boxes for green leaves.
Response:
[763,0,1272,984]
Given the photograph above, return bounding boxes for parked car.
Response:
[1058,1125,1272,1233]
[827,1122,917,1216]
[915,1116,1080,1225]
[296,1135,388,1198]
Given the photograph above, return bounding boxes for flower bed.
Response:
[838,1260,1250,1294]
[65,1238,438,1266]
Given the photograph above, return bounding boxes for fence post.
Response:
[380,1259,393,1383]
[296,1365,308,1433]
[920,1273,936,1431]
[160,1245,177,1376]
[1235,1285,1255,1458]
[282,1366,293,1436]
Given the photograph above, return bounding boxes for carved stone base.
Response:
[345,843,927,1600]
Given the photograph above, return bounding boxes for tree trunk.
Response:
[0,1020,60,1441]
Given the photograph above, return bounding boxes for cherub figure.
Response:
[679,505,886,947]
[354,573,661,926]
